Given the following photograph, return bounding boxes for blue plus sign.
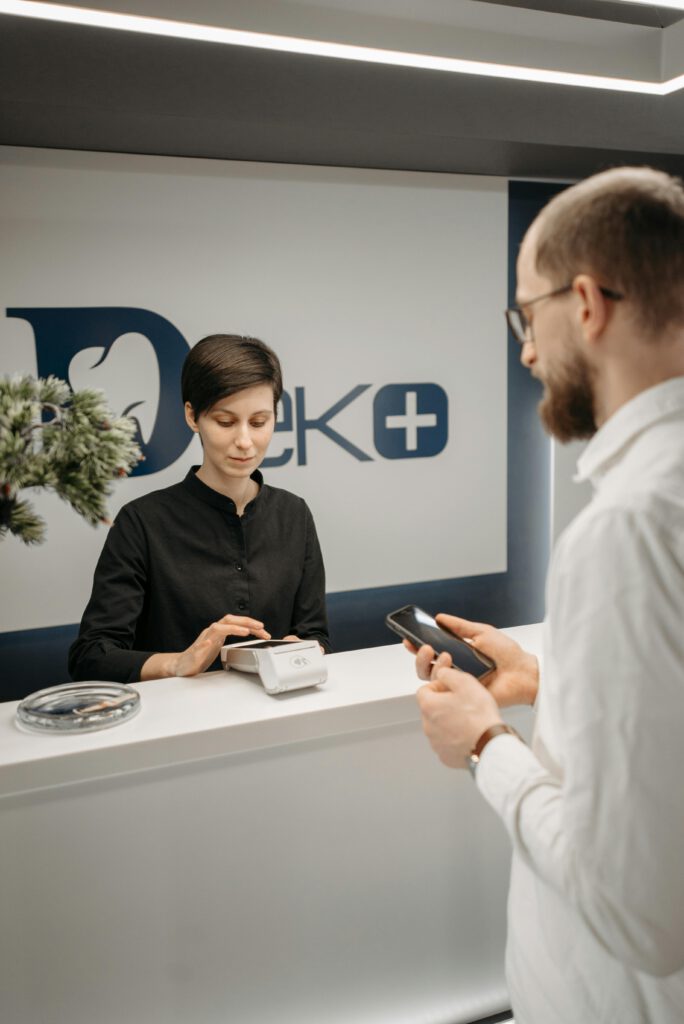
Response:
[373,384,448,459]
[384,391,437,451]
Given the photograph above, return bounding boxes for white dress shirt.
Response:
[478,376,684,1023]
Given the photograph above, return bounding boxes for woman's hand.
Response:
[408,613,539,708]
[283,634,326,656]
[141,615,270,680]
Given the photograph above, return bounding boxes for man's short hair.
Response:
[534,167,684,336]
[181,334,283,417]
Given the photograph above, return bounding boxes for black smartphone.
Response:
[386,604,496,680]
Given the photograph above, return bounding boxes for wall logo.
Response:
[8,307,449,473]
[373,383,448,460]
[8,307,190,477]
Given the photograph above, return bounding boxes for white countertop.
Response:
[0,624,542,798]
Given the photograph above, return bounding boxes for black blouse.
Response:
[69,468,330,683]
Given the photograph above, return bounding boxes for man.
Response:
[413,167,684,1021]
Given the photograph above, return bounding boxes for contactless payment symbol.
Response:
[373,383,448,459]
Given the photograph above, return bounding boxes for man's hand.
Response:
[410,613,539,708]
[417,652,503,769]
[141,615,270,680]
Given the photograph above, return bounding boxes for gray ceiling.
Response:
[1,4,683,180]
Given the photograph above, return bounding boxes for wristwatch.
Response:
[467,723,523,778]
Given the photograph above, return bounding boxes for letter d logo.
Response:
[7,307,192,476]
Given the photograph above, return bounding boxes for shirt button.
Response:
[237,600,247,611]
[235,563,243,572]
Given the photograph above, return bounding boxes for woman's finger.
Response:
[218,614,266,631]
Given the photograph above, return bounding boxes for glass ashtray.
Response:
[16,682,141,734]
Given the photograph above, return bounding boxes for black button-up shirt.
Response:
[69,468,329,683]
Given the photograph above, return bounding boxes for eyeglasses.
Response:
[505,283,624,346]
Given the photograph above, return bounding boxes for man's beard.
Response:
[537,344,597,443]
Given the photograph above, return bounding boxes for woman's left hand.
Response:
[283,634,326,656]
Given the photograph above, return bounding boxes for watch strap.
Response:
[467,723,523,777]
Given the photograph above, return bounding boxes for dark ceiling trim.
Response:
[2,14,684,181]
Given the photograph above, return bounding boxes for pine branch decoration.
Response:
[0,374,143,544]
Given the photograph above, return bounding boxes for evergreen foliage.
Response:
[0,375,142,544]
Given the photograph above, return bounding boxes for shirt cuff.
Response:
[75,647,155,684]
[475,731,545,820]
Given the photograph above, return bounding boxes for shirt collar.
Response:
[182,466,264,517]
[575,375,684,486]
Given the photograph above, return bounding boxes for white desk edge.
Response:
[0,624,542,798]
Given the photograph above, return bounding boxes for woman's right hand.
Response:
[410,613,539,708]
[141,615,270,680]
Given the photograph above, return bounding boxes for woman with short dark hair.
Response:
[69,334,329,683]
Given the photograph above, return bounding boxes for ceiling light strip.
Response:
[0,0,675,95]
[613,0,684,10]
[662,72,684,94]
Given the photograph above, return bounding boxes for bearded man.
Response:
[412,167,684,1022]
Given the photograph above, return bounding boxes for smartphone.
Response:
[385,604,496,680]
[226,640,296,649]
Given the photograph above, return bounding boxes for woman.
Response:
[69,334,330,683]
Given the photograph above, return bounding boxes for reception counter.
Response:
[0,625,540,1024]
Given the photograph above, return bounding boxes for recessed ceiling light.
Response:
[0,0,681,95]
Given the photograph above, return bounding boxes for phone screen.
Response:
[386,605,495,679]
[237,640,297,650]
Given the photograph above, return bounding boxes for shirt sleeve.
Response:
[68,505,156,683]
[289,503,331,652]
[477,504,684,977]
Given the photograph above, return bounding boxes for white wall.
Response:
[0,147,509,633]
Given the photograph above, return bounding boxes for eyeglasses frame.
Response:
[505,282,624,347]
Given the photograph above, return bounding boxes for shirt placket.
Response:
[228,511,250,616]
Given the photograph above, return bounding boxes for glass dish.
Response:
[16,682,141,734]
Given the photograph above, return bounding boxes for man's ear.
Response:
[572,275,610,345]
[184,401,199,433]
